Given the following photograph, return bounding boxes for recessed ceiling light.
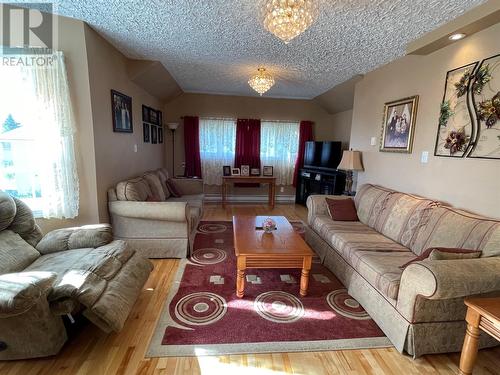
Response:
[449,33,466,41]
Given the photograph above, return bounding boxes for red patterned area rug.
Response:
[146,221,391,357]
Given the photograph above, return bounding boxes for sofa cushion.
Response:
[0,230,40,274]
[374,192,438,248]
[353,184,394,228]
[326,198,358,221]
[166,179,182,198]
[143,172,167,201]
[155,169,170,198]
[411,206,500,256]
[116,178,152,201]
[0,191,16,231]
[350,250,416,301]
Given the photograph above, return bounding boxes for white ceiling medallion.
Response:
[263,0,318,44]
[248,68,275,95]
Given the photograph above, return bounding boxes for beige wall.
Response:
[331,110,353,150]
[38,16,99,233]
[84,25,165,221]
[163,93,348,195]
[350,22,500,219]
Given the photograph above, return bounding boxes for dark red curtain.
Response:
[293,120,314,187]
[235,119,261,187]
[183,116,202,178]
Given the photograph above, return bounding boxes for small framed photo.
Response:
[142,105,150,123]
[150,109,158,125]
[241,165,250,176]
[262,166,273,176]
[231,168,241,176]
[250,168,260,176]
[111,90,133,133]
[143,123,150,143]
[158,111,163,126]
[151,125,158,144]
[158,127,163,144]
[223,166,231,176]
[380,95,419,153]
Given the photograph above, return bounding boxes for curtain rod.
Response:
[180,116,300,124]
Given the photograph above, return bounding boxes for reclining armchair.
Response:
[0,191,153,360]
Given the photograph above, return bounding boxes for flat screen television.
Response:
[303,141,342,171]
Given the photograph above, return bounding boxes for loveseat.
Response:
[0,191,153,360]
[108,168,204,258]
[306,184,500,357]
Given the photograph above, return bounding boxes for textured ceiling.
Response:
[17,0,486,99]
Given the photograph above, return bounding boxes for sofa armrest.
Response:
[172,178,204,195]
[109,200,188,222]
[0,272,56,317]
[36,224,113,254]
[306,195,349,225]
[397,257,500,320]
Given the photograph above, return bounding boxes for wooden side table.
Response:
[221,176,276,208]
[458,297,500,375]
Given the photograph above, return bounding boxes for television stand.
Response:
[295,168,346,205]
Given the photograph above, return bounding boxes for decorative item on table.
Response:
[337,150,364,196]
[380,96,418,153]
[241,165,250,176]
[231,168,241,176]
[223,165,231,176]
[143,123,150,143]
[262,165,273,176]
[261,217,277,233]
[250,167,260,176]
[151,125,158,144]
[111,90,133,133]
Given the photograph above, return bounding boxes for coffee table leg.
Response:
[236,257,246,298]
[300,256,312,297]
[459,309,481,375]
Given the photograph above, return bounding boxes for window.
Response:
[0,52,79,218]
[199,118,236,185]
[260,121,300,185]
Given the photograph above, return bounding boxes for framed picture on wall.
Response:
[380,96,419,153]
[142,105,150,123]
[143,123,150,143]
[151,125,158,144]
[111,90,133,133]
[158,127,163,144]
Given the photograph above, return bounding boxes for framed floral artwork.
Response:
[380,96,419,153]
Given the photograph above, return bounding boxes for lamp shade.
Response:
[167,122,179,130]
[337,150,364,171]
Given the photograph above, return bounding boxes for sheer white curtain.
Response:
[199,118,236,185]
[0,51,79,218]
[260,121,300,185]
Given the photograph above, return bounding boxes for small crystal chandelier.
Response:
[263,0,318,44]
[248,68,275,96]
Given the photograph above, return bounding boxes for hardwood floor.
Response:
[1,203,499,375]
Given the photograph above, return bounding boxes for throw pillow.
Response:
[325,198,358,221]
[166,179,182,198]
[400,247,482,269]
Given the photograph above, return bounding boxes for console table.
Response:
[458,297,500,375]
[221,176,276,208]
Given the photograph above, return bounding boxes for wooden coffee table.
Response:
[233,215,314,298]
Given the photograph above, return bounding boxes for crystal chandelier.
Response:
[263,0,318,44]
[248,68,275,95]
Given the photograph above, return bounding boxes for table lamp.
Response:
[337,150,364,195]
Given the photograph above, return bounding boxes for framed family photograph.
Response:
[231,168,240,176]
[158,127,163,144]
[262,166,273,176]
[223,166,231,176]
[111,90,133,133]
[380,96,419,153]
[151,126,158,144]
[250,168,260,176]
[241,165,250,176]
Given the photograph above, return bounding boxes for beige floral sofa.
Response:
[306,184,500,357]
[108,168,203,258]
[0,191,153,360]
